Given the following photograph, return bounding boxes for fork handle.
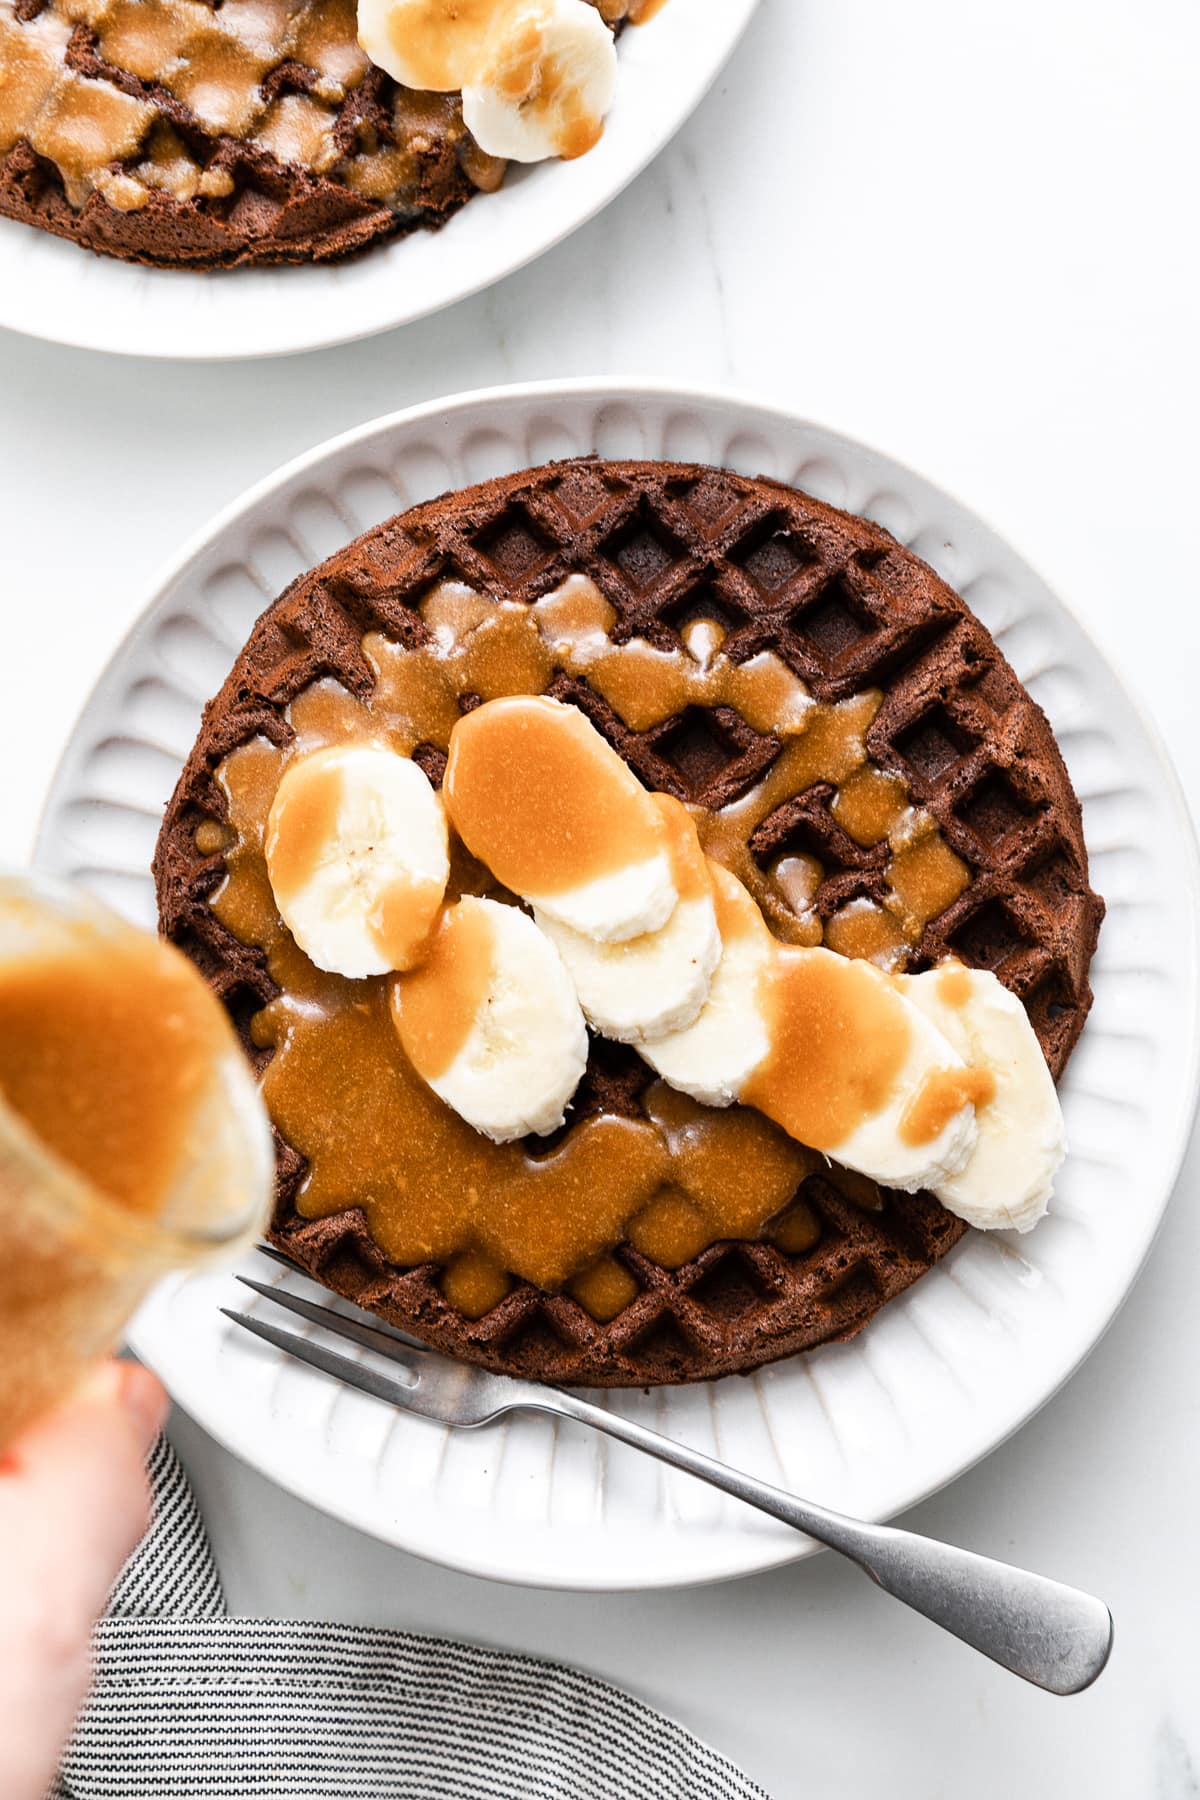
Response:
[539,1390,1112,1696]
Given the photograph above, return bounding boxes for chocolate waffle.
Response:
[0,0,631,269]
[155,458,1103,1385]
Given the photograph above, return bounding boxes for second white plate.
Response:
[34,381,1200,1588]
[0,0,759,360]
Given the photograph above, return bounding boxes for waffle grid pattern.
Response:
[155,459,1103,1385]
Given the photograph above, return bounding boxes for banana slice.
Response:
[390,895,587,1142]
[822,990,980,1194]
[641,862,775,1103]
[265,744,449,980]
[901,963,1065,1231]
[462,0,618,162]
[356,0,500,93]
[443,694,677,943]
[741,947,979,1194]
[535,796,721,1044]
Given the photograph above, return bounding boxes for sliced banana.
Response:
[641,862,775,1104]
[644,865,978,1196]
[265,744,449,980]
[741,947,979,1194]
[390,895,587,1143]
[443,694,677,943]
[901,963,1065,1231]
[462,0,618,162]
[535,796,721,1045]
[829,994,979,1194]
[356,0,501,93]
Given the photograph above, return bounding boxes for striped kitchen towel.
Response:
[53,1438,770,1800]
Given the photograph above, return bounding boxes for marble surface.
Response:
[2,1,1199,1794]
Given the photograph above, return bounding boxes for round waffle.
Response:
[0,0,631,269]
[155,458,1103,1385]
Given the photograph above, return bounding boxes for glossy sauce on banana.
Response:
[209,577,967,1318]
[390,899,500,1081]
[443,692,666,896]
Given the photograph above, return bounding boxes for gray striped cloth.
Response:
[53,1439,770,1800]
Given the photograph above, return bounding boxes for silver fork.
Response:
[224,1253,1113,1696]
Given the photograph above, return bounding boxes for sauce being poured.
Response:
[0,929,236,1217]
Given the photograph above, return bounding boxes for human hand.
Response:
[0,1363,168,1800]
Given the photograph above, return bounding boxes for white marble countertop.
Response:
[2,1,1199,1794]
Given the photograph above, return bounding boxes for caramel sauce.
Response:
[536,576,812,736]
[823,898,909,970]
[826,755,970,964]
[743,951,913,1154]
[385,0,505,92]
[131,123,233,205]
[390,898,498,1081]
[938,961,973,1008]
[442,1248,511,1316]
[372,870,444,972]
[547,67,605,162]
[210,577,973,1316]
[0,931,233,1217]
[443,693,665,897]
[0,4,153,207]
[194,819,232,857]
[693,691,880,946]
[252,91,338,175]
[627,1186,709,1267]
[599,0,668,20]
[833,766,911,846]
[0,0,478,214]
[487,19,602,160]
[769,852,822,936]
[568,1255,639,1321]
[652,791,710,901]
[899,1066,996,1147]
[265,750,346,913]
[343,90,488,199]
[768,1196,823,1252]
[889,833,971,929]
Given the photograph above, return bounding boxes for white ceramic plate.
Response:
[0,1,758,361]
[34,382,1200,1589]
